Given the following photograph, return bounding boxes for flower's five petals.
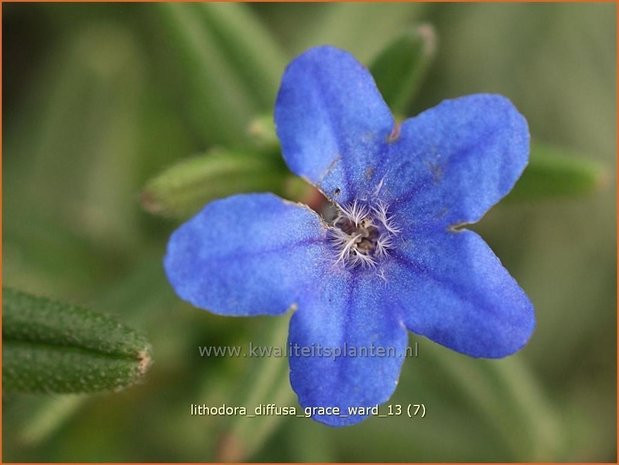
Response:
[289,273,408,426]
[164,193,328,316]
[391,229,535,358]
[164,45,535,429]
[275,45,395,204]
[381,94,529,229]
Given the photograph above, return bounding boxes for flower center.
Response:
[328,200,399,268]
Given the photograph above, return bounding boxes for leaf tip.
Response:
[594,167,612,191]
[137,347,154,376]
[415,23,437,57]
[140,189,164,215]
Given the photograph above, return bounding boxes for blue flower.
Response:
[164,45,535,427]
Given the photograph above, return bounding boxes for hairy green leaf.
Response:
[507,143,607,202]
[3,288,152,394]
[141,149,289,219]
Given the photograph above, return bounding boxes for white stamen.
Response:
[333,233,362,264]
[375,234,394,257]
[328,199,400,271]
[349,250,377,268]
[339,200,368,226]
[372,200,401,234]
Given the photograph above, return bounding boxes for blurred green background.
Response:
[3,2,616,462]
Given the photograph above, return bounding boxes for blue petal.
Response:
[289,271,408,426]
[388,229,535,358]
[275,45,395,204]
[164,193,329,316]
[379,94,529,229]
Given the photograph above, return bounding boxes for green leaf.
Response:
[151,3,258,147]
[18,396,87,445]
[3,288,152,394]
[6,24,145,251]
[214,315,293,462]
[370,24,437,115]
[367,342,565,460]
[141,149,289,219]
[149,3,286,147]
[196,3,287,110]
[293,3,426,64]
[506,143,608,202]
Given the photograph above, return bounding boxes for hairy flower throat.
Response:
[329,200,400,268]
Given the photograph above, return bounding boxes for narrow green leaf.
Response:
[141,149,289,219]
[293,3,426,63]
[196,3,287,110]
[506,143,608,202]
[214,315,293,462]
[19,396,87,445]
[401,342,564,460]
[370,24,437,115]
[151,3,258,146]
[6,24,145,251]
[3,288,152,394]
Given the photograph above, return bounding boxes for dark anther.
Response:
[356,237,375,253]
[334,217,357,235]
